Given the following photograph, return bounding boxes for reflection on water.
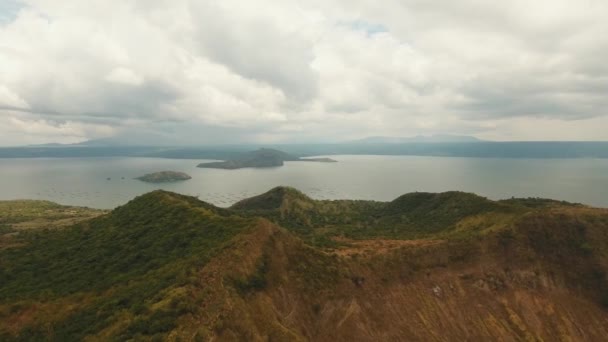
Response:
[0,156,607,209]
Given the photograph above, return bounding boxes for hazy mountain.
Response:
[25,143,70,147]
[1,188,607,340]
[75,132,179,147]
[351,134,483,143]
[4,141,608,159]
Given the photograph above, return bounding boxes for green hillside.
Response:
[1,189,608,341]
[0,191,252,340]
[231,187,522,240]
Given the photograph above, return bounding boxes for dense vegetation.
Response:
[1,188,607,341]
[230,187,524,240]
[0,192,251,340]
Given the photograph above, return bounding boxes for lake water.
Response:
[0,156,607,209]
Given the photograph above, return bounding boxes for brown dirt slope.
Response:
[173,206,608,341]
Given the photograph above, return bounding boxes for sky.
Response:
[0,0,607,145]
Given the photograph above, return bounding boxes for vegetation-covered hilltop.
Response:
[135,171,192,183]
[1,188,607,341]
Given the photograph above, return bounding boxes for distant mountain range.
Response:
[4,139,608,159]
[350,134,483,143]
[28,131,196,147]
[29,134,483,148]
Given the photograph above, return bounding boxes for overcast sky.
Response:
[1,0,607,145]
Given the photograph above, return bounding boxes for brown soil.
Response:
[332,237,444,257]
[172,208,608,341]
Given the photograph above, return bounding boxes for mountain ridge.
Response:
[1,189,607,341]
[350,134,483,144]
[4,141,608,159]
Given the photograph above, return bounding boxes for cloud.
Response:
[105,67,144,86]
[0,111,116,146]
[189,1,319,102]
[0,0,607,144]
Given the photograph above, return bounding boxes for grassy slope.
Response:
[0,200,105,231]
[0,200,106,250]
[1,189,608,341]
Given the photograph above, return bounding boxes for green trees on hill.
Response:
[231,187,522,239]
[0,191,252,340]
[0,188,602,341]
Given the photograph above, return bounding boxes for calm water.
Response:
[0,156,607,209]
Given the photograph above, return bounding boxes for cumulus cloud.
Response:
[0,0,607,144]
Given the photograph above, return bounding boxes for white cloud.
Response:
[0,85,28,108]
[0,112,115,146]
[105,68,144,86]
[0,0,607,144]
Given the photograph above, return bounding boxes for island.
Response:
[197,148,337,170]
[135,171,192,183]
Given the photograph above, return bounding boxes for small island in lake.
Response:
[197,148,337,170]
[135,171,192,183]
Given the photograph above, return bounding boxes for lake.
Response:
[0,155,607,209]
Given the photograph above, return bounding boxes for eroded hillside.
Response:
[1,189,607,341]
